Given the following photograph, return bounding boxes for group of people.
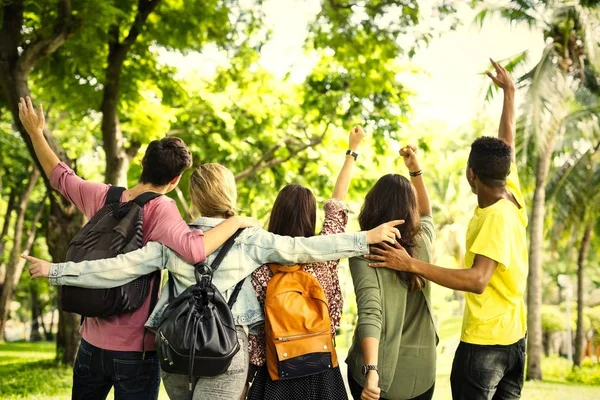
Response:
[19,58,528,400]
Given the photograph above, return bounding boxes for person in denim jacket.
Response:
[25,162,402,400]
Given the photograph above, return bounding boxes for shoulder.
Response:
[143,195,178,215]
[349,256,371,271]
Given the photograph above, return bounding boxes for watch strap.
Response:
[346,149,359,160]
[362,364,378,376]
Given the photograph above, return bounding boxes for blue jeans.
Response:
[450,337,526,400]
[71,339,160,400]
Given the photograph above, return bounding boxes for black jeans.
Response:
[347,372,435,400]
[71,339,160,400]
[450,337,526,400]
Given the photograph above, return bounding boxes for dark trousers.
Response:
[450,337,526,400]
[347,372,435,400]
[71,339,160,400]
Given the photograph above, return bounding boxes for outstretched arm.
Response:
[366,242,497,294]
[487,59,516,162]
[400,145,431,216]
[332,126,365,200]
[18,97,60,177]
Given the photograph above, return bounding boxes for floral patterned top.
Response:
[248,199,349,367]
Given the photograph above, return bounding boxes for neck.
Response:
[129,182,170,195]
[476,185,510,208]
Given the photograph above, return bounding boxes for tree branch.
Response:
[17,0,81,75]
[121,0,161,50]
[235,124,331,181]
[174,187,192,220]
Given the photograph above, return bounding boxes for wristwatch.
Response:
[362,364,378,376]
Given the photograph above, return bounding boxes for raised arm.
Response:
[332,126,365,200]
[400,145,431,216]
[486,59,516,162]
[18,97,60,177]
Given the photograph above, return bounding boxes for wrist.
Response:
[29,128,44,138]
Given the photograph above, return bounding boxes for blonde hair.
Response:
[189,163,238,218]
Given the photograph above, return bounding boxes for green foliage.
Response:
[567,360,600,385]
[542,305,567,333]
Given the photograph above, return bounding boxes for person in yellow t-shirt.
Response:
[365,58,528,400]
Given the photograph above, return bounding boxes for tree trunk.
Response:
[48,196,85,364]
[30,284,42,342]
[526,136,556,380]
[101,1,160,185]
[0,0,84,363]
[574,223,593,367]
[0,188,16,287]
[0,168,40,339]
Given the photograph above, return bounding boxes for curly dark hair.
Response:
[358,174,425,291]
[467,136,512,186]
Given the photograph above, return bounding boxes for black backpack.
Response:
[156,229,244,390]
[61,186,161,318]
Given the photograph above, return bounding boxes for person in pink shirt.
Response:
[18,97,257,400]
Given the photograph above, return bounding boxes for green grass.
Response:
[1,338,600,399]
[0,342,169,400]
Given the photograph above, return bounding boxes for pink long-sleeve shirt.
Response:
[50,162,206,352]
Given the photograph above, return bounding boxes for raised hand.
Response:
[349,126,365,151]
[21,254,51,279]
[399,144,420,172]
[18,96,45,136]
[486,58,515,92]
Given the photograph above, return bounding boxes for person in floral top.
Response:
[247,127,365,400]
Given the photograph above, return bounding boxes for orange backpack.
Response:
[264,264,338,381]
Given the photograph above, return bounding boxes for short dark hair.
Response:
[468,137,511,186]
[358,174,425,291]
[268,184,316,238]
[139,137,192,186]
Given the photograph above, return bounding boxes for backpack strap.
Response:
[105,186,126,205]
[206,229,244,273]
[133,192,162,207]
[227,279,245,309]
[167,271,176,300]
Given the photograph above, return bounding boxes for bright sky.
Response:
[162,0,546,130]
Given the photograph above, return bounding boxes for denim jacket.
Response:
[49,217,368,331]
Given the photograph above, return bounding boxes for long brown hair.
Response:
[359,174,425,291]
[268,184,317,237]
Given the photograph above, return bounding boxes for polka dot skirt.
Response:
[247,366,349,400]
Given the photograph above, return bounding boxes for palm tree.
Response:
[546,125,600,366]
[475,0,600,379]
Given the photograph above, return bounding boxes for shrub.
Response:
[567,360,600,386]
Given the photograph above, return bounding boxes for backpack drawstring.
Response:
[188,315,201,391]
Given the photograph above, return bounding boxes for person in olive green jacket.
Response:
[346,146,438,400]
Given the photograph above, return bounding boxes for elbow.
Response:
[469,276,488,295]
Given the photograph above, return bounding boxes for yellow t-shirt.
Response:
[461,163,529,345]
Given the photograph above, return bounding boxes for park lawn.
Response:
[1,337,600,399]
[0,342,169,400]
